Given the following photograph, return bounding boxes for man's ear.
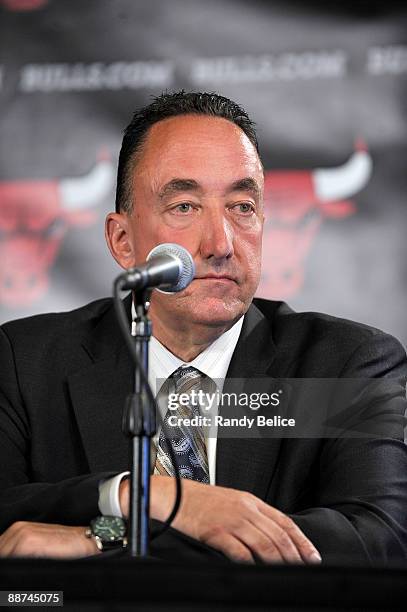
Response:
[105,212,136,269]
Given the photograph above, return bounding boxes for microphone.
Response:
[118,243,195,293]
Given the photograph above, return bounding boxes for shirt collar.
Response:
[131,301,244,395]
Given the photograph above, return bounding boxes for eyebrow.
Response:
[158,179,200,200]
[227,178,260,198]
[158,177,260,200]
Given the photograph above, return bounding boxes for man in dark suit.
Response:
[0,91,406,565]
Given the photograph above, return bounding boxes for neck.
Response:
[149,308,236,362]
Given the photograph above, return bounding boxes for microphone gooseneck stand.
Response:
[113,279,183,557]
[113,245,191,557]
[122,289,156,557]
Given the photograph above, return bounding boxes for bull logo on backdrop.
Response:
[1,0,48,10]
[0,154,114,308]
[260,142,373,298]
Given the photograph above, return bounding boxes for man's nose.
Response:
[199,209,234,260]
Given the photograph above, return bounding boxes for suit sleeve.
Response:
[0,326,116,532]
[289,332,407,566]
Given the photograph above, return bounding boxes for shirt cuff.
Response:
[98,471,130,517]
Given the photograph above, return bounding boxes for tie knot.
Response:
[172,366,202,393]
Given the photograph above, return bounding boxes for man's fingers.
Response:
[231,519,286,564]
[249,513,305,564]
[204,529,255,564]
[203,519,303,565]
[0,522,51,557]
[0,522,28,557]
[259,504,321,564]
[0,522,98,559]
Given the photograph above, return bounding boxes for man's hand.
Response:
[0,522,100,559]
[120,476,321,565]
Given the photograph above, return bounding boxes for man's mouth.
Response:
[195,275,237,283]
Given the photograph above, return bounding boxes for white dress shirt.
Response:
[98,314,244,517]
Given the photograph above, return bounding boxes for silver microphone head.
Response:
[146,243,195,293]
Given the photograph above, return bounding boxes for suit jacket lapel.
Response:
[67,296,133,473]
[216,302,285,501]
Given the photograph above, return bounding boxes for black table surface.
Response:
[1,556,407,611]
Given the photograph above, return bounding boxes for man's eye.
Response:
[234,203,254,214]
[174,203,192,213]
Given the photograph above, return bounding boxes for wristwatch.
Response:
[85,516,127,551]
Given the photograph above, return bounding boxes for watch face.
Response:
[91,516,126,543]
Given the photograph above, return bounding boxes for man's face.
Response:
[123,114,264,328]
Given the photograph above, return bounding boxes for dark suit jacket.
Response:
[1,296,407,565]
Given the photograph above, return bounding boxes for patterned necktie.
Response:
[154,366,210,483]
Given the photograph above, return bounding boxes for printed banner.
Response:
[0,0,406,345]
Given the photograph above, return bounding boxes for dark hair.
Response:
[115,90,260,213]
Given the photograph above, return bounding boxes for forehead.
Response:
[132,115,263,192]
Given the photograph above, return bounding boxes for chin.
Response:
[185,296,248,327]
